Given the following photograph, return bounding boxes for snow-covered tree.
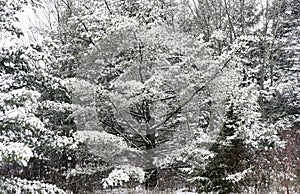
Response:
[48,0,243,190]
[0,1,80,192]
[1,0,298,192]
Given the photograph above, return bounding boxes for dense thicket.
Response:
[0,0,299,193]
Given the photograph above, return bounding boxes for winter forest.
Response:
[0,0,299,193]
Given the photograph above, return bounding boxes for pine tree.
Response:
[265,0,300,192]
[0,0,73,192]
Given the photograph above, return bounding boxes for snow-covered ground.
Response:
[98,188,196,194]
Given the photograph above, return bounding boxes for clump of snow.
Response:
[102,165,145,188]
[23,115,47,132]
[211,29,226,41]
[225,168,252,183]
[0,177,66,194]
[51,135,78,150]
[0,142,33,167]
[74,130,137,152]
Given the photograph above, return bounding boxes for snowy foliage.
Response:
[102,165,145,188]
[182,130,215,167]
[225,168,252,183]
[225,83,280,148]
[74,130,137,157]
[0,89,40,116]
[0,0,27,38]
[0,177,66,194]
[0,142,33,166]
[0,0,299,192]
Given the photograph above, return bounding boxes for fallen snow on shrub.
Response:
[102,165,145,188]
[0,142,33,166]
[0,177,66,194]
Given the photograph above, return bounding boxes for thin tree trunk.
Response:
[240,0,245,34]
[224,0,236,42]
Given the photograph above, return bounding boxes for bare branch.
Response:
[151,57,232,131]
[110,100,152,146]
[103,0,112,14]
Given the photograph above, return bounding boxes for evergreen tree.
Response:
[0,0,74,192]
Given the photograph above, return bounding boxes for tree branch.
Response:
[151,57,232,131]
[110,100,152,146]
[103,0,112,14]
